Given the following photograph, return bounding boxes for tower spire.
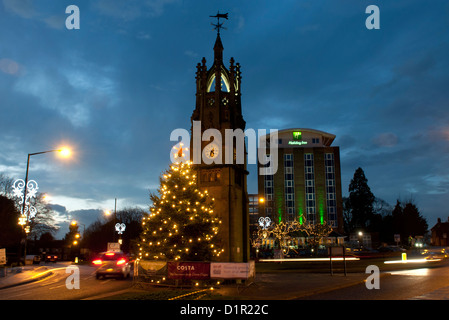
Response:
[213,32,224,64]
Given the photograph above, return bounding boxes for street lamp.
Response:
[105,198,120,242]
[258,196,265,217]
[19,147,71,265]
[21,148,71,225]
[71,220,85,236]
[358,231,363,249]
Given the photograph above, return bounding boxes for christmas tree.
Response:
[138,158,224,261]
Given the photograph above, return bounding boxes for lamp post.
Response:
[358,231,363,249]
[104,198,118,241]
[258,196,265,215]
[19,147,71,265]
[71,220,85,237]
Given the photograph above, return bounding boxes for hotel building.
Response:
[257,128,344,233]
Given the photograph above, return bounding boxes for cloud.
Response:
[43,15,65,30]
[184,50,199,58]
[422,174,449,195]
[0,58,23,75]
[13,60,118,127]
[297,24,320,34]
[48,205,105,239]
[94,0,178,20]
[236,15,245,33]
[372,133,398,148]
[137,32,152,40]
[2,0,65,30]
[2,0,36,19]
[49,204,67,214]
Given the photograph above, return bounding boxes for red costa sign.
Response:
[167,262,210,280]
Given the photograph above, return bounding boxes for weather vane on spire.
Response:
[210,11,228,34]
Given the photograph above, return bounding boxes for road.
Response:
[0,262,133,300]
[301,263,449,300]
[3,260,449,300]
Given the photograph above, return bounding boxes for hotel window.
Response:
[284,153,295,221]
[304,153,316,224]
[325,153,337,227]
[263,155,274,219]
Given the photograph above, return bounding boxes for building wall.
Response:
[431,218,449,247]
[257,129,344,234]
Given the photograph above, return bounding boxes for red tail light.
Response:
[116,259,127,266]
[92,259,102,265]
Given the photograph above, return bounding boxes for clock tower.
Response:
[190,27,249,263]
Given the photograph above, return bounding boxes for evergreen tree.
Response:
[347,167,375,231]
[138,161,223,261]
[0,195,22,249]
[390,200,428,245]
[391,200,403,235]
[402,202,428,237]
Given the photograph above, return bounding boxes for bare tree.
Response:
[0,173,14,197]
[0,172,59,238]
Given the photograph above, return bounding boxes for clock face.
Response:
[204,143,219,160]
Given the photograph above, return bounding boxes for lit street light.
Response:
[258,196,265,217]
[19,147,71,265]
[71,220,85,237]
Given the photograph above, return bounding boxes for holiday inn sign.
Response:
[288,131,308,146]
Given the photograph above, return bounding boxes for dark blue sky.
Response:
[1,0,449,239]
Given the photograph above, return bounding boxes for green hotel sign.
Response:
[288,141,307,145]
[293,131,302,140]
[289,131,307,146]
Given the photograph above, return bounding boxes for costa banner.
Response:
[167,261,210,280]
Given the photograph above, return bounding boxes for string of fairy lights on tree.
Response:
[138,156,224,261]
[251,216,335,255]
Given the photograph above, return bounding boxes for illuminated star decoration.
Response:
[115,223,126,234]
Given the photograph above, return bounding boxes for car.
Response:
[32,255,41,264]
[45,254,58,263]
[421,248,449,260]
[377,245,406,253]
[92,251,131,280]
